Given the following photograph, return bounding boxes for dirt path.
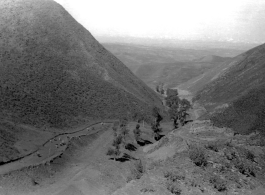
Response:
[30,124,115,195]
[0,121,116,175]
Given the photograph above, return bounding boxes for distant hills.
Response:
[135,55,232,89]
[193,55,232,63]
[103,43,241,89]
[0,0,162,129]
[193,43,265,135]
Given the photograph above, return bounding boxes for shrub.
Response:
[189,145,207,167]
[164,170,184,195]
[135,160,144,175]
[112,134,123,148]
[164,171,185,182]
[166,183,182,195]
[234,161,256,177]
[120,126,129,137]
[106,147,121,160]
[127,160,144,182]
[224,149,237,161]
[112,125,118,133]
[205,142,219,152]
[140,188,155,193]
[106,148,115,156]
[209,175,227,192]
[245,150,255,162]
[120,117,128,127]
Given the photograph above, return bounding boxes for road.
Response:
[0,121,116,175]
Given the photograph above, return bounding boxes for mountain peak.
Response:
[0,0,162,128]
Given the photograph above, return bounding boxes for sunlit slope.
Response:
[178,56,235,94]
[135,56,231,89]
[0,0,162,128]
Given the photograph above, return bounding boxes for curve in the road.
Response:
[0,120,117,175]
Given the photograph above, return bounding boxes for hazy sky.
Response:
[55,0,265,43]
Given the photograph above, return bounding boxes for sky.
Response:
[54,0,265,43]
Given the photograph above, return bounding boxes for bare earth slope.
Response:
[193,43,265,135]
[0,0,162,129]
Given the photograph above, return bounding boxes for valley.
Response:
[1,105,264,195]
[0,0,264,194]
[102,43,243,89]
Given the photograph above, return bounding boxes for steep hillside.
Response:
[0,0,162,129]
[178,56,236,94]
[193,43,265,135]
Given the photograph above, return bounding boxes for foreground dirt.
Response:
[0,121,115,175]
[0,119,264,195]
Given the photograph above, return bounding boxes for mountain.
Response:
[193,55,231,63]
[134,55,231,89]
[0,0,162,129]
[134,62,207,89]
[102,43,243,73]
[178,56,235,94]
[103,43,240,89]
[193,43,265,135]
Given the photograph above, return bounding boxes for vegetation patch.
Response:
[210,88,265,136]
[166,183,182,195]
[140,187,155,193]
[188,145,208,167]
[126,160,144,182]
[205,142,219,152]
[164,171,185,182]
[209,175,227,192]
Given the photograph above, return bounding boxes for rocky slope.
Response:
[0,0,162,129]
[112,121,265,195]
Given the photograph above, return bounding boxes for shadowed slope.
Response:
[194,43,265,135]
[0,0,162,128]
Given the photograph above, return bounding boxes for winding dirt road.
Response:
[0,121,117,175]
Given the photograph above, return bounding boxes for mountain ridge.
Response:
[193,43,265,135]
[0,0,162,129]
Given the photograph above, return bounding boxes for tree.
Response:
[178,108,189,126]
[179,98,192,110]
[156,85,160,93]
[106,147,121,161]
[165,92,180,107]
[151,107,163,140]
[132,112,146,124]
[112,134,123,149]
[168,104,179,129]
[155,83,165,95]
[178,99,191,126]
[120,117,128,128]
[152,107,163,124]
[133,124,141,142]
[166,88,192,128]
[166,88,178,97]
[151,121,163,141]
[120,126,129,138]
